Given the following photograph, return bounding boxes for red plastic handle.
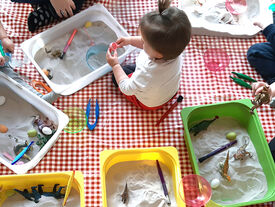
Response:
[63,29,78,53]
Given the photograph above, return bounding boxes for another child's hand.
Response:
[1,37,14,53]
[116,37,130,48]
[252,82,272,97]
[50,0,76,18]
[0,55,5,66]
[106,49,119,67]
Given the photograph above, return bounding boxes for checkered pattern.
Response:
[0,0,274,206]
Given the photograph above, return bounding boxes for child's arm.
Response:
[106,49,129,84]
[50,0,76,18]
[0,21,14,66]
[116,36,143,49]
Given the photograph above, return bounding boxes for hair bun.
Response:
[158,0,171,14]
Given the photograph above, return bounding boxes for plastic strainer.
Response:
[179,174,212,207]
[203,48,230,72]
[63,107,86,134]
[86,43,108,70]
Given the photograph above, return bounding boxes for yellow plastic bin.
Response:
[100,147,185,207]
[0,171,85,207]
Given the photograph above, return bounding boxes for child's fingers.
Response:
[70,0,76,10]
[0,57,5,66]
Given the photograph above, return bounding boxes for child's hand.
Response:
[116,37,131,48]
[0,55,5,66]
[106,49,119,67]
[50,0,76,18]
[252,82,272,97]
[1,37,14,53]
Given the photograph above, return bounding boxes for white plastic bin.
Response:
[21,4,135,95]
[0,72,69,174]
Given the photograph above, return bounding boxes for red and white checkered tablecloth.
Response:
[0,0,274,206]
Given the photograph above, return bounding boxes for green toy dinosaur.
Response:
[189,116,219,136]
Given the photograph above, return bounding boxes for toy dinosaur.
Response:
[189,116,219,136]
[13,140,33,161]
[250,85,271,114]
[233,136,252,160]
[14,184,65,203]
[219,151,231,182]
[121,183,128,204]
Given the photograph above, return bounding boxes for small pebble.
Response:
[42,127,52,135]
[27,129,37,137]
[211,178,220,189]
[84,21,92,28]
[226,132,237,140]
[0,96,6,106]
[0,124,8,133]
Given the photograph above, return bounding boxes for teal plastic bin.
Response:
[180,99,275,206]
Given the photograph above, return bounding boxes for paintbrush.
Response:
[156,95,183,126]
[156,160,171,205]
[62,170,75,207]
[60,29,77,59]
[198,140,237,163]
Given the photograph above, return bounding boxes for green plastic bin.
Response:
[180,99,275,207]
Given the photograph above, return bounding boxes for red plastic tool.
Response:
[60,29,78,59]
[156,95,183,126]
[109,42,118,53]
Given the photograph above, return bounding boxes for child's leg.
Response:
[112,64,136,87]
[247,42,275,84]
[27,0,85,32]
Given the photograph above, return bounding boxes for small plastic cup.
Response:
[109,42,118,53]
[203,48,230,72]
[225,0,247,15]
[179,174,212,207]
[63,107,87,134]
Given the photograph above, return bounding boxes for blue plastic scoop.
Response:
[86,43,108,70]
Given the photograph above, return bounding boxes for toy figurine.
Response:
[250,85,271,114]
[121,183,128,204]
[45,47,63,59]
[189,116,219,136]
[219,151,231,182]
[233,136,252,160]
[13,140,32,161]
[14,184,65,203]
[33,115,56,135]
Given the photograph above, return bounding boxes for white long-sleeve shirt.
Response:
[118,50,182,107]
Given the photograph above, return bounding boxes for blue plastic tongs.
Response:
[86,99,100,130]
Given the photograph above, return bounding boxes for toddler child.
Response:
[11,0,85,32]
[106,0,191,110]
[0,21,58,103]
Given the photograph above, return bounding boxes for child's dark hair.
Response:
[140,0,191,60]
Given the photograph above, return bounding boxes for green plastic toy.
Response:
[230,72,257,89]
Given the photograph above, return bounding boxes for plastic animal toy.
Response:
[250,85,271,114]
[219,151,231,182]
[33,115,56,135]
[45,47,63,58]
[121,183,128,204]
[233,136,252,160]
[13,140,33,161]
[14,184,65,203]
[189,116,219,136]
